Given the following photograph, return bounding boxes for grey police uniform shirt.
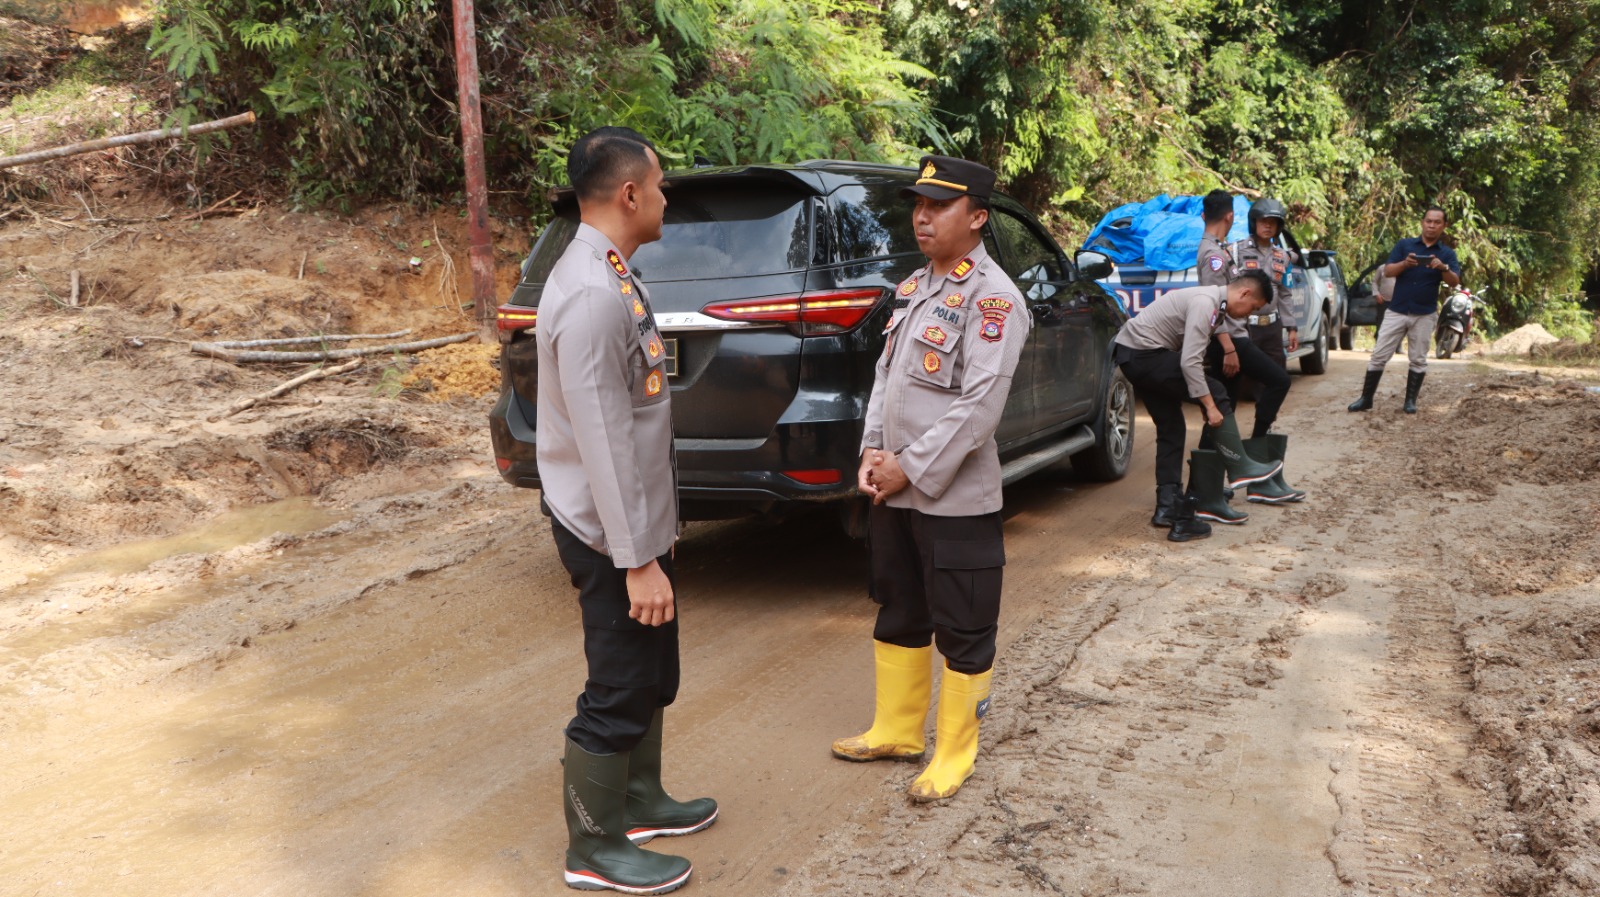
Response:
[1114,285,1227,400]
[535,223,677,569]
[1196,234,1250,338]
[861,242,1030,517]
[1227,238,1297,329]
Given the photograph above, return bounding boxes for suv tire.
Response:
[1299,312,1330,375]
[1072,368,1135,481]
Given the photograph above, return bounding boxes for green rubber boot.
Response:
[564,738,693,894]
[625,710,718,844]
[1187,449,1248,525]
[1242,435,1305,504]
[1208,413,1282,489]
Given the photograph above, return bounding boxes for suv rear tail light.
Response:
[496,304,538,343]
[702,288,885,335]
[782,469,842,485]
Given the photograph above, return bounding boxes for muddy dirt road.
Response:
[4,354,1598,897]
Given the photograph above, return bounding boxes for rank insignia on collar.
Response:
[922,161,937,179]
[944,292,965,308]
[648,337,663,359]
[606,249,629,278]
[977,297,1013,314]
[632,298,646,317]
[949,257,975,282]
[923,325,947,346]
[980,319,1004,342]
[898,277,918,297]
[644,370,663,397]
[620,281,634,295]
[923,351,941,373]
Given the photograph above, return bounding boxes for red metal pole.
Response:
[452,0,496,338]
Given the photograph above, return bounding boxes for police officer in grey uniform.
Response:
[831,155,1028,804]
[1196,190,1291,440]
[537,126,714,895]
[1228,198,1300,369]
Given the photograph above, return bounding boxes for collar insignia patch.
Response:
[620,281,634,295]
[606,250,629,279]
[632,299,646,317]
[949,257,975,282]
[922,351,941,374]
[644,370,663,397]
[923,326,948,346]
[944,292,965,308]
[899,277,918,297]
[647,336,663,359]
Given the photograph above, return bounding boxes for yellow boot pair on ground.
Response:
[830,641,991,802]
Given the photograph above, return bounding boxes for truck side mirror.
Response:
[1305,250,1330,268]
[1075,250,1114,281]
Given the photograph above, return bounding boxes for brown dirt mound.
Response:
[145,271,356,338]
[1413,376,1600,495]
[399,341,501,401]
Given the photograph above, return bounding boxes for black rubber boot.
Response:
[1166,494,1212,542]
[1242,435,1305,504]
[1150,483,1181,528]
[1188,450,1248,525]
[1403,370,1425,414]
[1348,369,1383,412]
[1208,413,1282,489]
[625,709,718,845]
[564,738,693,894]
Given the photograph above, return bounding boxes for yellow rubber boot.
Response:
[831,641,933,762]
[908,665,992,802]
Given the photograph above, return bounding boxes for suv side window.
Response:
[991,209,1064,300]
[830,185,922,261]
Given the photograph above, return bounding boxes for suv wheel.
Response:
[1071,368,1134,481]
[1299,312,1330,375]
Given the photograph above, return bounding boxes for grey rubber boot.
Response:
[625,709,718,845]
[1207,414,1282,489]
[564,738,693,894]
[1150,483,1181,528]
[1403,370,1425,414]
[1242,435,1305,503]
[1348,369,1382,412]
[1188,450,1248,525]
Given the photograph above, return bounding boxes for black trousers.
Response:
[551,519,680,755]
[1205,335,1290,439]
[1115,343,1233,488]
[869,505,1005,675]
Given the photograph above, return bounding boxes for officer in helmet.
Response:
[1229,198,1299,372]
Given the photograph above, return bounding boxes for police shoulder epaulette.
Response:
[949,256,977,282]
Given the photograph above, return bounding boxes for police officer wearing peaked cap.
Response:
[537,126,716,895]
[831,154,1030,804]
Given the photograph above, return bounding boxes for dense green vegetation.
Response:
[33,1,1600,335]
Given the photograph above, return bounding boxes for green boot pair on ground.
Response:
[563,710,718,894]
[1184,418,1305,526]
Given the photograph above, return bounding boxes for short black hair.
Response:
[568,127,657,203]
[1424,204,1447,222]
[967,194,990,213]
[1233,269,1272,303]
[1202,189,1233,223]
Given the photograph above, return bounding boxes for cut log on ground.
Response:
[191,332,474,364]
[201,330,412,350]
[0,112,258,170]
[209,358,364,421]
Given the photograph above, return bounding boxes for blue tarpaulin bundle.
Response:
[1081,194,1253,271]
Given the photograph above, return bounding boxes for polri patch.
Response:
[644,370,663,397]
[949,257,976,281]
[977,297,1013,315]
[922,351,941,374]
[923,325,948,346]
[606,250,629,279]
[944,292,965,308]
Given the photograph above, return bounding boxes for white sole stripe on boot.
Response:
[564,866,692,894]
[1225,460,1283,490]
[625,807,719,844]
[1194,512,1248,525]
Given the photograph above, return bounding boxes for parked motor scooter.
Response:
[1434,285,1484,359]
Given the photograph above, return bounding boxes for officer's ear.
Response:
[967,202,989,232]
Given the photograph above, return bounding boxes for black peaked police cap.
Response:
[900,154,997,201]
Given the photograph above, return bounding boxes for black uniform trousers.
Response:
[1205,335,1290,439]
[1114,343,1233,488]
[551,518,680,756]
[868,504,1005,675]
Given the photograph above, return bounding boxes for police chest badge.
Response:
[944,292,965,308]
[1208,256,1224,272]
[606,249,629,279]
[923,325,947,346]
[898,277,918,297]
[644,370,663,397]
[922,351,941,374]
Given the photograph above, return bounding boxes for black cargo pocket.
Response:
[580,587,663,689]
[929,538,1005,629]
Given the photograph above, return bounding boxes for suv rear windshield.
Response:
[830,184,922,261]
[521,185,811,285]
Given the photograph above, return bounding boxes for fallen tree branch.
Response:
[0,111,258,170]
[201,330,412,350]
[192,332,473,363]
[178,190,244,221]
[209,358,363,421]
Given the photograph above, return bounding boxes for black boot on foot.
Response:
[1348,369,1383,412]
[1403,370,1425,414]
[1166,494,1213,542]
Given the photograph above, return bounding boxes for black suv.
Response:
[489,161,1133,531]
